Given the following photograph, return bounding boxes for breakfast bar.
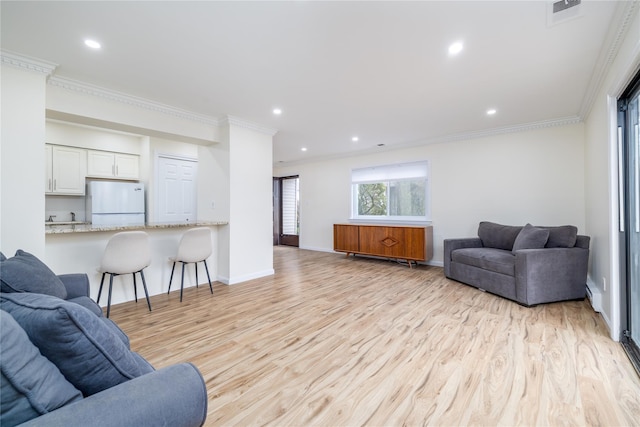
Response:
[44,221,228,309]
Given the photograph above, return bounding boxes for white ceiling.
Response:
[0,1,626,165]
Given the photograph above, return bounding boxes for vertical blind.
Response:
[282,177,299,235]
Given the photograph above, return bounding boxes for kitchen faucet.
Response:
[71,212,76,222]
[47,215,56,222]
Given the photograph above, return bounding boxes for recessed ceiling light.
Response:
[273,108,282,115]
[448,41,463,56]
[301,147,307,152]
[352,136,359,142]
[84,39,101,49]
[486,108,497,115]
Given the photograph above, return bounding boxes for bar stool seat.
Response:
[97,231,152,318]
[168,227,213,302]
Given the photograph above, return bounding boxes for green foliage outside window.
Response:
[358,183,387,215]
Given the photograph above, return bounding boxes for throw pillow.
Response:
[477,221,523,250]
[0,293,154,397]
[512,224,550,253]
[0,250,67,299]
[0,310,83,426]
[537,225,578,248]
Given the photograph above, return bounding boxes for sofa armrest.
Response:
[443,238,482,277]
[19,363,208,427]
[57,274,90,299]
[515,247,589,306]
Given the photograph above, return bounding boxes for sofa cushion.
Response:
[537,225,578,248]
[67,296,104,317]
[477,222,523,250]
[451,248,515,276]
[0,293,154,397]
[0,251,6,261]
[0,310,83,426]
[0,250,67,299]
[512,224,550,253]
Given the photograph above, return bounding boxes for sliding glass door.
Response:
[618,73,640,375]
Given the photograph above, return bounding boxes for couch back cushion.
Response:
[512,224,550,253]
[0,310,82,426]
[0,293,154,397]
[477,222,523,250]
[537,225,578,248]
[0,250,67,299]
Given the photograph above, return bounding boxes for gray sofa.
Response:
[0,250,208,427]
[444,222,590,306]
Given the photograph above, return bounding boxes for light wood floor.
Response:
[109,246,640,426]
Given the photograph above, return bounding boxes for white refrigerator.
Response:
[86,181,145,226]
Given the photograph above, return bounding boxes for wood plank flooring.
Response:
[109,246,640,426]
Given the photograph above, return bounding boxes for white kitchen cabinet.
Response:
[45,144,87,195]
[87,150,139,180]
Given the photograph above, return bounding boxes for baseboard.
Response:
[586,276,603,313]
[298,245,335,253]
[217,268,275,286]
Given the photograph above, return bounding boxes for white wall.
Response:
[46,120,142,154]
[46,81,219,144]
[0,64,48,257]
[227,124,274,283]
[274,123,587,266]
[584,6,640,340]
[211,122,274,285]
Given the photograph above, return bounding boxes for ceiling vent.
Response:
[547,0,582,27]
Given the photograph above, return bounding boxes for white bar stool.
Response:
[167,227,213,302]
[97,231,152,318]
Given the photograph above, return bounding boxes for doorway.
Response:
[156,155,198,223]
[273,175,299,247]
[618,70,640,375]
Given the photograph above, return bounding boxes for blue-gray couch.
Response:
[444,222,590,306]
[0,250,208,427]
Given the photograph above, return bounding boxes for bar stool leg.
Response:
[97,272,106,303]
[133,273,138,303]
[106,273,114,318]
[168,262,176,294]
[195,262,199,288]
[204,260,213,294]
[139,270,152,312]
[180,262,185,302]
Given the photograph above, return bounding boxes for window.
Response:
[351,161,430,222]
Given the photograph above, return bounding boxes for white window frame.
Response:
[350,160,431,223]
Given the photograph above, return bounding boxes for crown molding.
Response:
[0,50,57,76]
[419,116,582,147]
[219,115,278,136]
[578,0,639,120]
[274,116,582,168]
[47,75,220,127]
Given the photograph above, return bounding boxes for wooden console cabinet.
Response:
[333,224,433,267]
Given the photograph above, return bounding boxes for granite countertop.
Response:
[45,221,228,234]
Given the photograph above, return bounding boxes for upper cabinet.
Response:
[87,150,139,180]
[45,145,87,195]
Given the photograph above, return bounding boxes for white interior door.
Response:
[157,155,197,223]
